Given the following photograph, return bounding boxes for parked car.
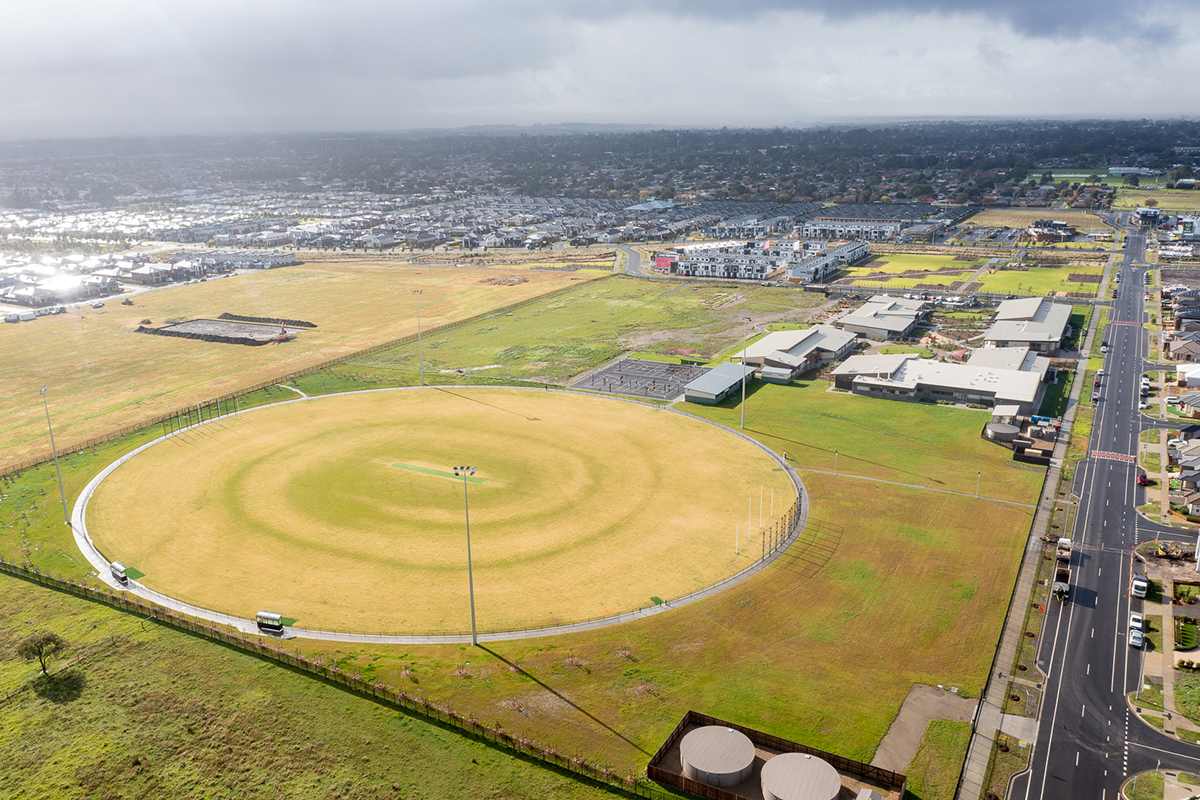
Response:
[1139,401,1149,409]
[1094,378,1102,387]
[1167,397,1182,405]
[1167,438,1187,448]
[1101,346,1109,354]
[91,301,104,308]
[1097,369,1105,377]
[1130,628,1144,649]
[1137,473,1153,486]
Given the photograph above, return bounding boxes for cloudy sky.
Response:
[4,0,1197,139]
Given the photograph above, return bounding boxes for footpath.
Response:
[956,267,1108,799]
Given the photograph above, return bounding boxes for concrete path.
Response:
[957,269,1104,799]
[872,684,978,773]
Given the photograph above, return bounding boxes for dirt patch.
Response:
[1068,273,1103,283]
[481,276,529,286]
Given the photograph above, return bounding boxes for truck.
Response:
[1131,574,1150,598]
[1053,565,1071,600]
[1056,538,1072,562]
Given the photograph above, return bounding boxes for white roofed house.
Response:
[982,297,1072,353]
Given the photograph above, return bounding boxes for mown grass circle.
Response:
[85,388,793,633]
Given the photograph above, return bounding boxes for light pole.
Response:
[40,387,70,526]
[977,471,981,498]
[412,290,425,386]
[740,315,752,430]
[453,465,479,645]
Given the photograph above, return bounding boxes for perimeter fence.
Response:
[0,554,678,799]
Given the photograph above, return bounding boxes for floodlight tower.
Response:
[412,290,425,386]
[40,387,70,526]
[453,465,479,645]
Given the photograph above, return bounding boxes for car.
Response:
[1168,397,1182,405]
[1092,391,1101,402]
[1101,346,1108,353]
[1137,473,1153,486]
[1141,388,1150,397]
[1168,438,1187,448]
[1130,612,1145,632]
[91,301,104,308]
[1139,401,1149,409]
[1130,629,1144,649]
[1097,369,1105,376]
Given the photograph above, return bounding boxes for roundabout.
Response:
[75,387,802,638]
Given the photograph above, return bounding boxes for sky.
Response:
[3,0,1197,139]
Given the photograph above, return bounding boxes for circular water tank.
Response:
[761,752,841,800]
[679,726,755,787]
[986,422,1019,442]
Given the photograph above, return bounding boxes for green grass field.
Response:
[346,278,823,382]
[847,253,988,275]
[975,265,1104,296]
[1,260,598,471]
[88,389,790,633]
[0,574,617,800]
[904,720,972,800]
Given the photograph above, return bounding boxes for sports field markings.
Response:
[391,463,488,483]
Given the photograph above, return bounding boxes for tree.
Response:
[1123,174,1141,188]
[17,631,69,675]
[1146,198,1159,208]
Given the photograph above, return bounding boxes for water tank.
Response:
[760,752,841,800]
[986,422,1020,442]
[679,726,755,788]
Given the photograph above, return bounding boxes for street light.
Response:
[412,290,425,386]
[740,315,752,430]
[453,465,479,645]
[40,387,70,526]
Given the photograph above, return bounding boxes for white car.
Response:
[1139,402,1149,409]
[1168,438,1187,448]
[91,301,104,308]
[1097,369,1105,376]
[1130,629,1144,649]
[1168,397,1182,405]
[1101,346,1109,354]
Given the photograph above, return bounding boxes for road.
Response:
[1010,225,1200,798]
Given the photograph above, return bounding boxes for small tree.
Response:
[17,631,69,675]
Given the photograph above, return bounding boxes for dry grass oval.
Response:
[87,388,792,633]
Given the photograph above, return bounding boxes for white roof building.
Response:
[838,295,927,340]
[983,297,1072,352]
[734,325,858,376]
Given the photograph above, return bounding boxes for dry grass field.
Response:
[0,260,598,471]
[86,389,791,632]
[962,208,1112,230]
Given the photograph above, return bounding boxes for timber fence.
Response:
[0,553,679,799]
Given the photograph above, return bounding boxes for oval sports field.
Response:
[84,388,794,634]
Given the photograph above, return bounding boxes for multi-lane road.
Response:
[1011,225,1200,798]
